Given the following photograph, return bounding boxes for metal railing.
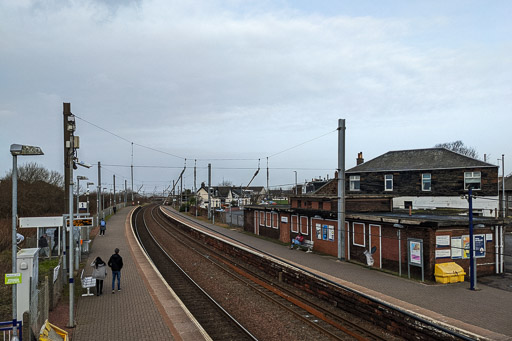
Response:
[0,320,22,341]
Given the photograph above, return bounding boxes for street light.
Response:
[10,144,43,341]
[293,171,298,195]
[394,223,405,277]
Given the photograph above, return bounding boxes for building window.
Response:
[464,172,481,190]
[349,175,360,191]
[384,174,393,191]
[422,173,431,191]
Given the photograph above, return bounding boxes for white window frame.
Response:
[300,216,309,235]
[464,172,481,190]
[266,212,271,227]
[349,175,360,191]
[422,173,431,191]
[352,222,366,247]
[272,212,279,229]
[291,215,299,233]
[384,174,393,191]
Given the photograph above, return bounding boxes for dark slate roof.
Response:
[346,148,496,173]
[499,176,512,191]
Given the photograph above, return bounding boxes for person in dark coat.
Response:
[39,234,49,257]
[108,248,123,293]
[91,257,107,296]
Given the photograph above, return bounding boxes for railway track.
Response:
[144,204,394,340]
[133,206,258,341]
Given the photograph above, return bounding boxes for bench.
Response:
[291,239,314,253]
[80,269,95,296]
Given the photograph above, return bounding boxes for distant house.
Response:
[345,148,499,216]
[196,185,265,208]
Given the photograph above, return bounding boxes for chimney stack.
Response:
[357,152,364,165]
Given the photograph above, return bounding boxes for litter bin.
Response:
[435,262,465,284]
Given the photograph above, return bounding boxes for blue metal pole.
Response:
[469,188,475,290]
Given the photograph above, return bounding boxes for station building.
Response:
[243,184,507,281]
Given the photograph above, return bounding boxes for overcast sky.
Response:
[1,0,511,195]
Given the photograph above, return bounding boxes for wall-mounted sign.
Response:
[436,235,450,247]
[5,273,22,285]
[435,249,451,258]
[451,237,462,259]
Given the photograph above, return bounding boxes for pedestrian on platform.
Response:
[108,248,123,293]
[100,218,106,236]
[53,228,59,253]
[39,234,49,257]
[91,256,107,296]
[290,233,304,249]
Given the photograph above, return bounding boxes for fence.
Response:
[0,321,22,341]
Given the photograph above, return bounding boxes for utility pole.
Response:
[97,162,101,220]
[337,119,346,261]
[113,174,116,208]
[502,155,505,218]
[208,163,211,220]
[131,142,134,203]
[65,107,76,328]
[125,180,127,204]
[266,157,269,200]
[194,160,197,217]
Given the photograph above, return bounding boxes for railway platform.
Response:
[165,207,512,340]
[72,207,208,341]
[71,205,512,340]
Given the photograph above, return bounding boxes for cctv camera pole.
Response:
[68,126,76,327]
[337,119,346,261]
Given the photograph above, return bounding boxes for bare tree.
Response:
[218,179,233,186]
[435,140,479,159]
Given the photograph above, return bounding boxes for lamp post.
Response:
[10,144,44,341]
[293,171,298,195]
[76,176,88,215]
[103,188,107,218]
[394,223,405,277]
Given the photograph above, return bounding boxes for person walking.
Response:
[91,256,107,296]
[100,218,106,236]
[108,248,123,293]
[38,234,49,257]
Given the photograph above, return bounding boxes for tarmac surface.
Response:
[73,206,512,340]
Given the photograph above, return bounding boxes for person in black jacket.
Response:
[108,248,123,293]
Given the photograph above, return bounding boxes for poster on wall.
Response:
[409,240,422,265]
[435,249,451,258]
[462,235,470,259]
[281,216,288,223]
[328,225,334,241]
[451,237,462,259]
[322,225,328,240]
[436,235,450,247]
[316,224,321,239]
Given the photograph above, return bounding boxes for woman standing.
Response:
[91,256,107,296]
